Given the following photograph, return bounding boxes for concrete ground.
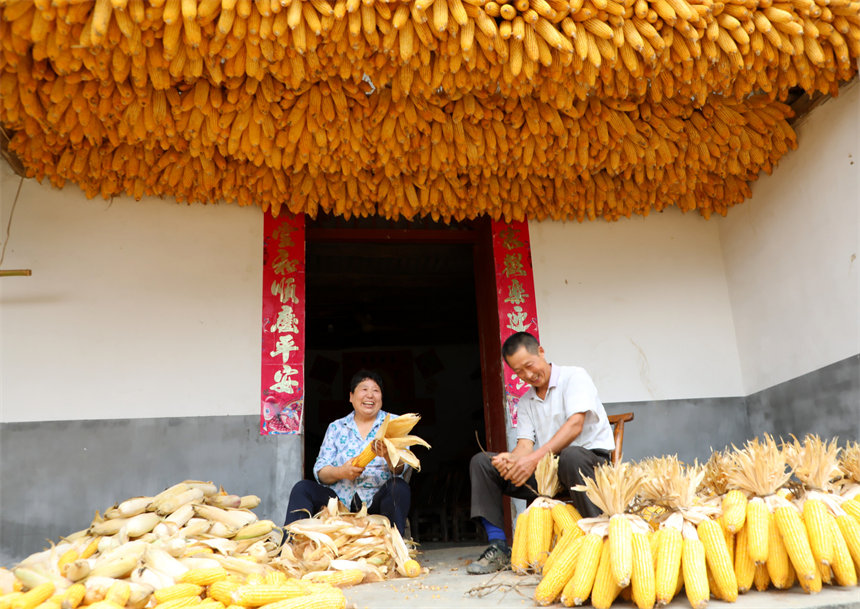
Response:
[344,544,860,609]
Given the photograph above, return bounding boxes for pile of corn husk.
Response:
[274,498,420,582]
[1,480,282,603]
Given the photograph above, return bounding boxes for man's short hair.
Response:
[349,369,384,394]
[502,332,540,360]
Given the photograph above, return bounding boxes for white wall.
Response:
[528,210,744,403]
[718,80,860,394]
[0,166,263,422]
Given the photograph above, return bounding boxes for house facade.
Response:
[0,80,857,563]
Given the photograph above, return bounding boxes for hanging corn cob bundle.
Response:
[508,452,580,577]
[275,497,421,582]
[1,0,855,223]
[532,461,646,608]
[350,413,430,472]
[0,481,363,609]
[723,435,816,594]
[783,434,859,589]
[638,456,737,608]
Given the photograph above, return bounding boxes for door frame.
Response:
[305,217,507,456]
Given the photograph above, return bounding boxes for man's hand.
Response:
[505,452,540,487]
[491,451,539,487]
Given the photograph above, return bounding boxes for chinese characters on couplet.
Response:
[491,220,540,427]
[260,215,306,435]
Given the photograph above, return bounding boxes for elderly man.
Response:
[467,332,615,574]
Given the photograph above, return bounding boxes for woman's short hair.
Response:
[349,369,384,394]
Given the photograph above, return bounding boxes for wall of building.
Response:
[528,209,744,404]
[0,169,263,422]
[0,168,302,563]
[718,80,859,396]
[717,79,860,443]
[2,81,858,559]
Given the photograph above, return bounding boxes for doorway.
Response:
[302,214,497,544]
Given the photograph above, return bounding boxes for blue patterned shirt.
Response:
[313,410,404,506]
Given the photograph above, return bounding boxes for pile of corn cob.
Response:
[515,434,860,608]
[0,480,361,609]
[0,0,857,222]
[275,498,422,581]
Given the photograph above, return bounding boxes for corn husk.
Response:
[275,498,416,582]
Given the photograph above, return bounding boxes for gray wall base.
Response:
[1,354,857,564]
[604,353,860,464]
[0,416,301,564]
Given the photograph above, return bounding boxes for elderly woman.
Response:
[283,369,411,534]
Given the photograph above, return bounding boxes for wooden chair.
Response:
[608,412,634,464]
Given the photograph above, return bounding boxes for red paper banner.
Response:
[491,220,540,427]
[260,214,306,435]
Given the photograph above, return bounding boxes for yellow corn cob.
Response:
[2,594,24,609]
[154,598,203,609]
[797,560,823,594]
[180,569,229,586]
[842,499,860,522]
[207,582,242,606]
[511,511,531,574]
[402,560,421,578]
[835,514,860,567]
[682,536,709,609]
[60,585,86,609]
[254,589,345,609]
[591,538,622,609]
[80,538,101,559]
[593,512,623,590]
[57,550,79,575]
[802,498,833,568]
[105,582,130,607]
[13,584,55,609]
[721,490,747,533]
[745,498,769,564]
[734,524,755,594]
[630,532,655,609]
[753,563,770,591]
[231,584,308,606]
[766,509,793,588]
[551,503,580,535]
[154,585,205,605]
[698,518,737,601]
[535,534,583,605]
[543,529,581,576]
[351,444,375,467]
[527,505,554,570]
[775,505,817,581]
[829,515,857,587]
[305,570,364,587]
[655,527,682,605]
[560,532,602,606]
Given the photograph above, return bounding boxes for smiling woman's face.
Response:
[349,378,383,420]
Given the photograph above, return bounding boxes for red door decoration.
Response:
[260,213,306,435]
[491,220,540,427]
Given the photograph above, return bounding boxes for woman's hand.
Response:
[372,439,404,473]
[338,463,364,481]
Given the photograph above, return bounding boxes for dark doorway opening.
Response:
[303,214,492,544]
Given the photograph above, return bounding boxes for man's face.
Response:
[349,378,383,419]
[505,346,551,389]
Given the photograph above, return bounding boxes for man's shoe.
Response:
[466,540,511,574]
